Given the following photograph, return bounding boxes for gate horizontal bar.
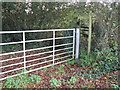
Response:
[25,50,53,58]
[0,36,73,46]
[55,43,73,47]
[25,38,53,43]
[0,46,53,56]
[0,58,73,81]
[55,51,72,56]
[26,59,53,68]
[0,43,72,56]
[54,55,72,61]
[0,41,23,46]
[26,55,53,63]
[0,62,24,69]
[0,56,24,62]
[0,51,72,69]
[23,58,73,76]
[0,28,74,34]
[55,47,73,52]
[55,36,73,40]
[25,46,53,52]
[0,50,24,56]
[0,67,24,75]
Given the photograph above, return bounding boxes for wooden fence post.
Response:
[88,11,92,56]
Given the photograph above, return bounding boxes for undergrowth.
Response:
[2,46,119,88]
[67,46,118,87]
[75,46,118,73]
[3,73,41,88]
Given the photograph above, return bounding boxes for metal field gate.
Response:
[0,28,80,81]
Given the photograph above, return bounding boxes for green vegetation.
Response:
[49,76,78,88]
[81,85,89,88]
[67,76,78,85]
[74,47,118,80]
[3,74,42,88]
[67,60,75,65]
[49,78,62,87]
[112,84,119,88]
[42,67,48,72]
[57,65,65,70]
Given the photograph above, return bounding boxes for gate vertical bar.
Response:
[75,27,80,59]
[53,30,55,65]
[72,29,75,59]
[23,32,26,70]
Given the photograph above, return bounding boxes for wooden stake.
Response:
[88,11,92,56]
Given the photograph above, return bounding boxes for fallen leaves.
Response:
[1,49,118,88]
[103,77,108,80]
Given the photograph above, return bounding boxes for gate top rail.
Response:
[0,28,75,34]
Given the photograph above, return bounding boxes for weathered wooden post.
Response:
[88,11,92,56]
[75,26,80,59]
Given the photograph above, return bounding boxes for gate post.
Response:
[75,26,80,59]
